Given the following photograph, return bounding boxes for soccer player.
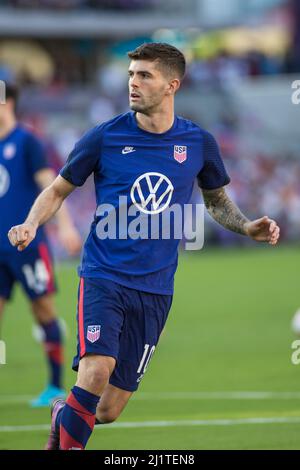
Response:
[8,43,280,449]
[1,84,81,407]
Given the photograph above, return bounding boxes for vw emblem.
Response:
[130,172,174,215]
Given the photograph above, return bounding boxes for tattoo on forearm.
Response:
[202,187,249,235]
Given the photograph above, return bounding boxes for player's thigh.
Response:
[109,288,173,393]
[11,242,57,303]
[96,383,133,423]
[30,293,57,324]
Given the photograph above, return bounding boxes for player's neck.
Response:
[135,109,175,134]
[0,117,17,140]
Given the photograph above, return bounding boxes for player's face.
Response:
[128,60,172,114]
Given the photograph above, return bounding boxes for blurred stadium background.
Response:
[1,0,300,450]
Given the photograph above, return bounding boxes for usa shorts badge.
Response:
[173,145,187,163]
[87,325,101,343]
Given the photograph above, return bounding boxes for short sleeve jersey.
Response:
[0,126,48,251]
[60,112,230,294]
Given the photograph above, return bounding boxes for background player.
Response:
[0,84,82,407]
[8,43,280,449]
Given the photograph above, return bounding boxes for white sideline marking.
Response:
[2,391,300,405]
[134,392,300,400]
[2,417,300,433]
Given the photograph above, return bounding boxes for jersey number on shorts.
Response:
[137,344,156,382]
[22,260,49,294]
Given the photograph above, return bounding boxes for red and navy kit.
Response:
[0,241,56,300]
[73,277,172,392]
[60,111,230,390]
[60,111,230,295]
[0,126,56,300]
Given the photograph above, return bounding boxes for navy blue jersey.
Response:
[60,112,230,294]
[0,126,48,252]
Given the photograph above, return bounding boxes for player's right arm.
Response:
[9,123,102,251]
[8,175,75,251]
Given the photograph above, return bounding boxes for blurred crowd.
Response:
[0,39,298,94]
[0,0,299,255]
[185,50,295,85]
[3,0,156,9]
[18,84,299,256]
[0,47,297,94]
[211,133,300,245]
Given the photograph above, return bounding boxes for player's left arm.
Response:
[34,168,82,256]
[202,186,280,245]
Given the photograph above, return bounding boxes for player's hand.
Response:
[244,216,280,245]
[58,225,82,256]
[7,221,38,251]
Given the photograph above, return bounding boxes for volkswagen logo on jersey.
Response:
[130,172,174,215]
[3,143,16,160]
[0,164,10,197]
[87,325,101,343]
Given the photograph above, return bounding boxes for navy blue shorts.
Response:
[0,242,56,301]
[73,277,173,392]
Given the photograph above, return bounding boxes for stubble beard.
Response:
[129,98,161,116]
[129,99,151,114]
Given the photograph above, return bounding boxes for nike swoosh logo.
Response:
[122,149,136,155]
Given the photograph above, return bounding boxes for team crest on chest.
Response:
[3,143,16,160]
[87,325,101,343]
[173,145,187,163]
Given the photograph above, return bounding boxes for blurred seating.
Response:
[3,0,156,9]
[17,83,299,256]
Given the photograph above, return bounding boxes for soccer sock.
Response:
[40,319,64,389]
[59,386,99,450]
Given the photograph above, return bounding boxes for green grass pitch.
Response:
[1,245,300,450]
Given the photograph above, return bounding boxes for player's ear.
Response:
[166,79,181,96]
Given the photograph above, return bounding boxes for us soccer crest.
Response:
[3,143,16,160]
[173,145,187,163]
[87,325,101,343]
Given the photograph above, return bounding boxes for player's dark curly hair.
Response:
[128,42,186,80]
